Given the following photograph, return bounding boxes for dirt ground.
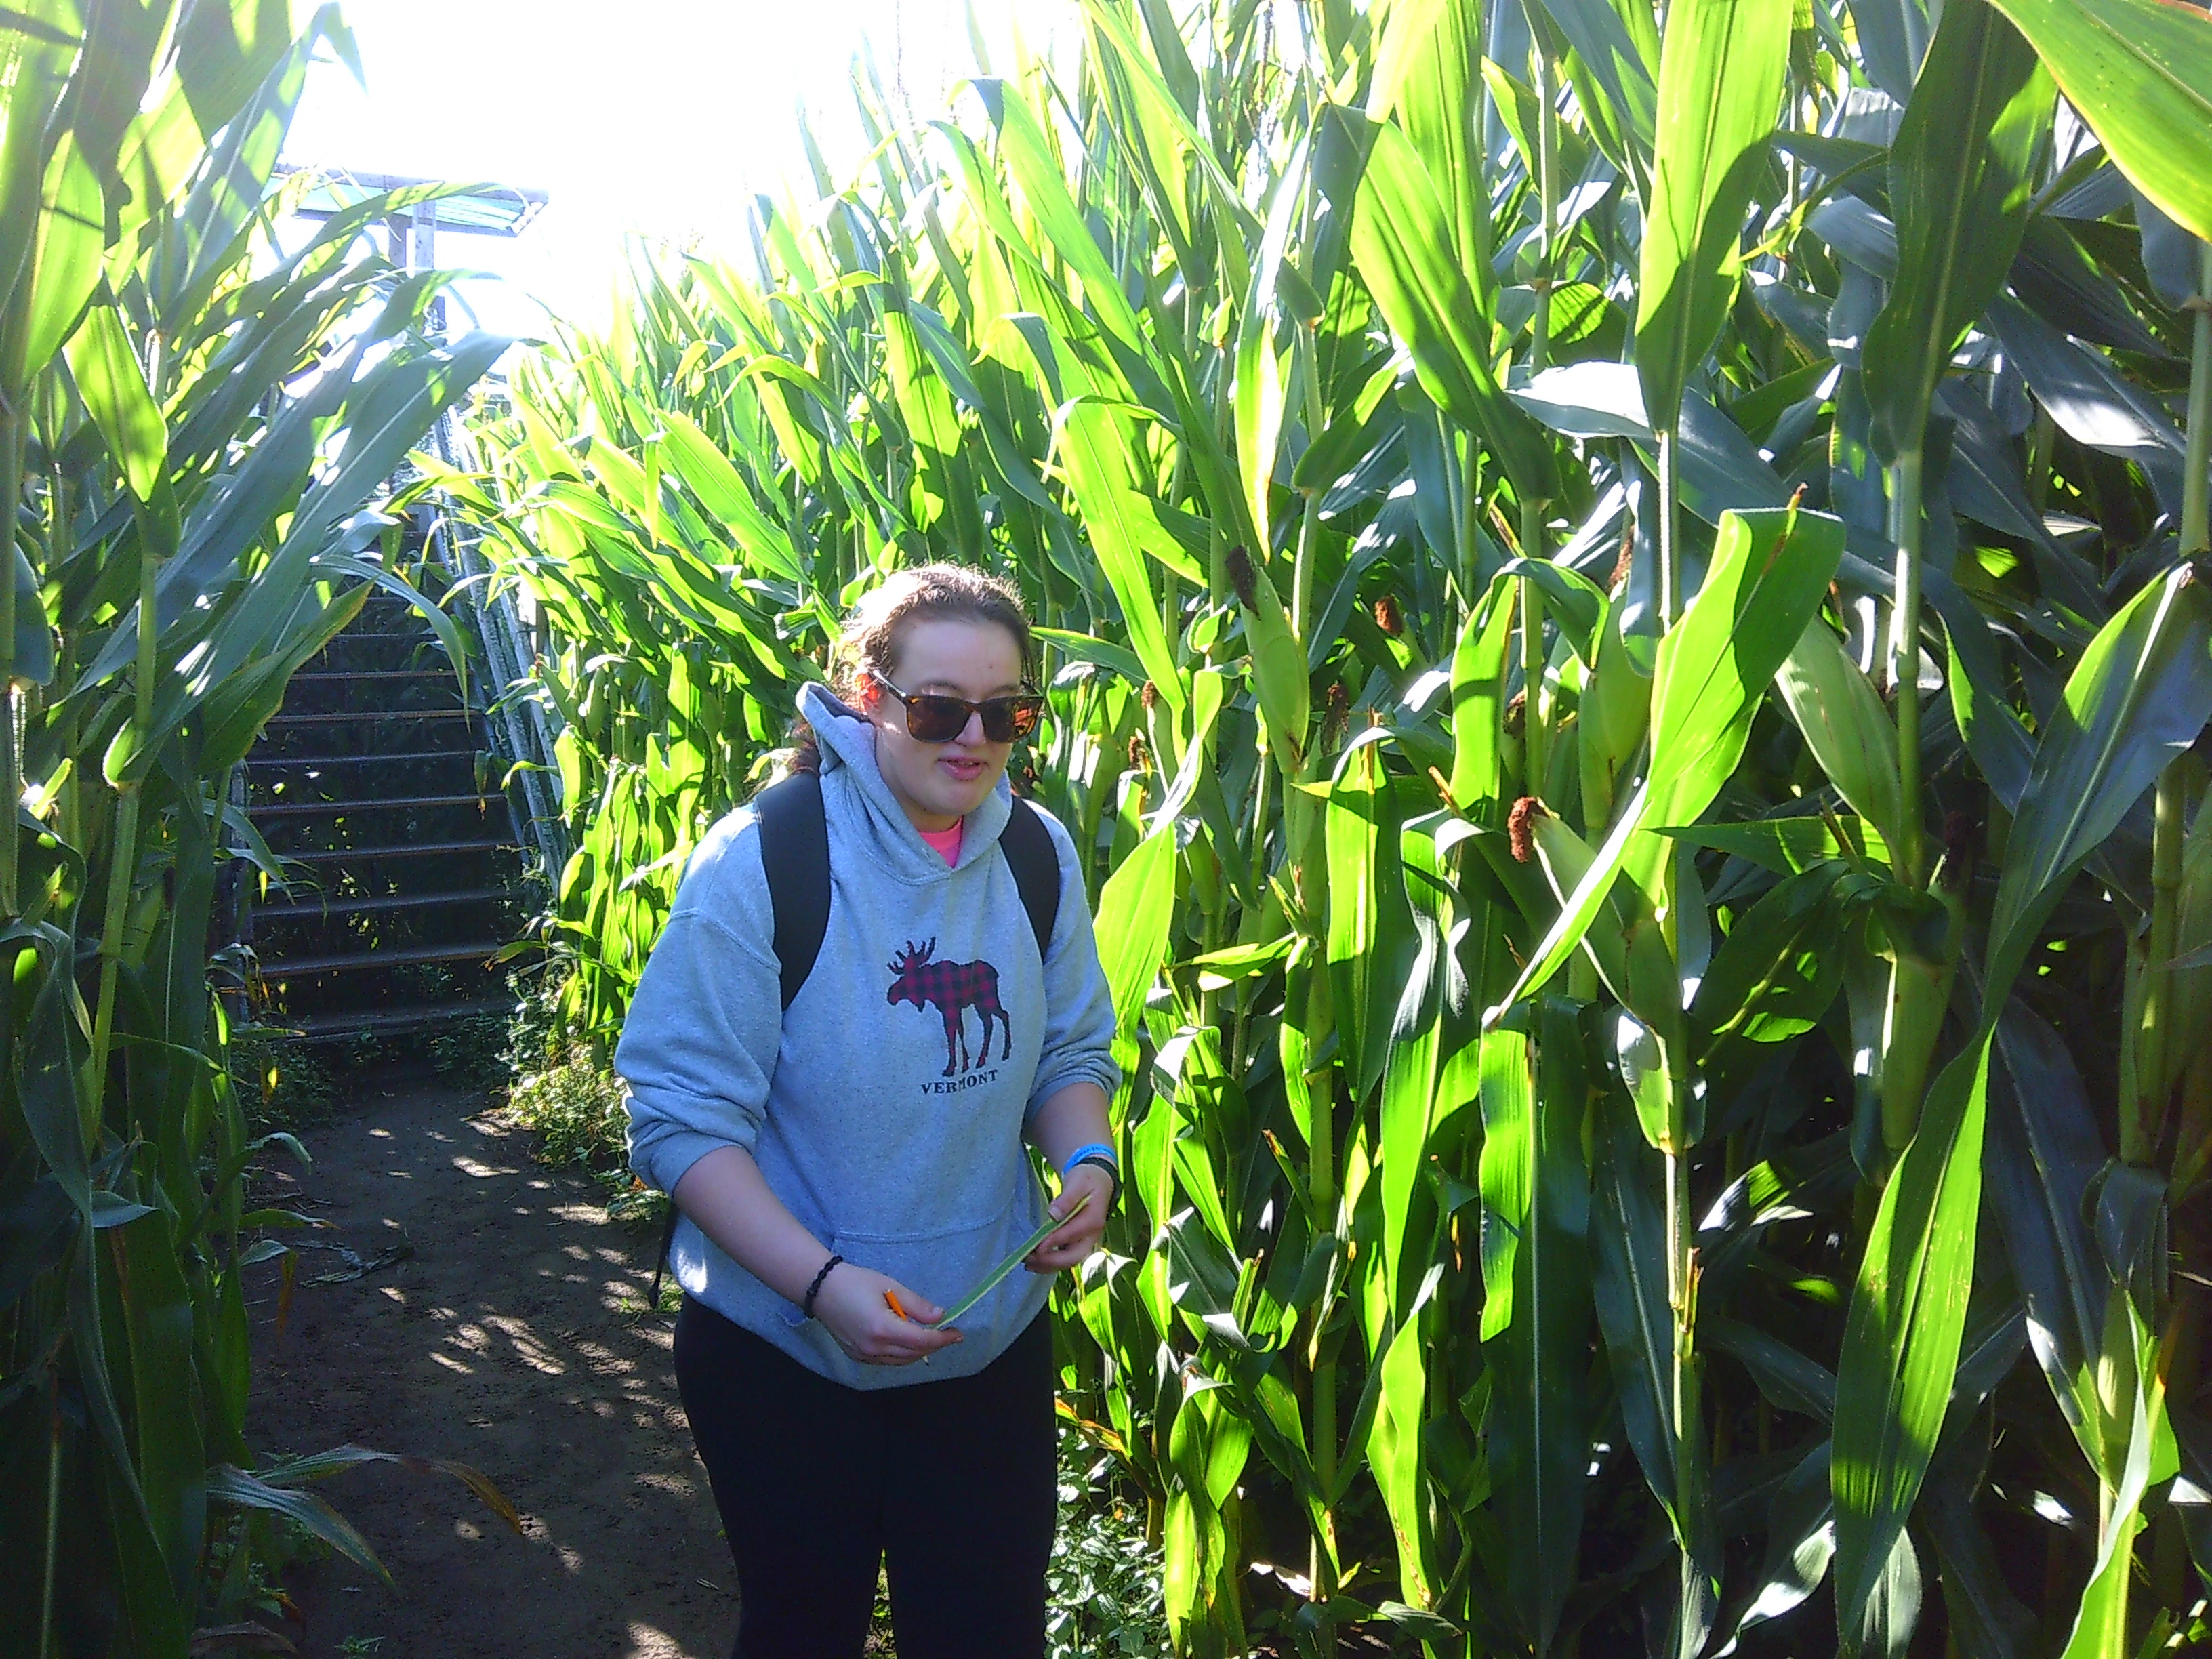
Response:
[245,1076,739,1659]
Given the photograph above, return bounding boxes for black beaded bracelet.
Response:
[1071,1153,1121,1212]
[802,1253,844,1320]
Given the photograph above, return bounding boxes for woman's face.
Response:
[860,615,1025,831]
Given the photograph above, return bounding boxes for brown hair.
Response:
[788,562,1037,775]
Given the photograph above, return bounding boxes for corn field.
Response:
[0,3,508,1653]
[453,2,2212,1654]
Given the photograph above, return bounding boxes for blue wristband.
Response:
[1061,1141,1116,1176]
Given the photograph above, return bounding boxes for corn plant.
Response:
[0,5,508,1654]
[460,1,2212,1653]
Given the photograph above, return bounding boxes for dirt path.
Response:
[246,1077,737,1658]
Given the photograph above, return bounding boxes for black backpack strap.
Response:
[654,769,832,1310]
[754,770,833,1011]
[999,796,1061,963]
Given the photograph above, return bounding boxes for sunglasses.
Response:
[869,672,1046,744]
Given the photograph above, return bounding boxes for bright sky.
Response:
[279,0,1059,337]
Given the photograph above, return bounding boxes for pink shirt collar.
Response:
[917,820,963,865]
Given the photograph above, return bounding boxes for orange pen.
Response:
[884,1290,909,1320]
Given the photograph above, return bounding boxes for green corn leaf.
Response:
[1578,590,1652,836]
[1986,0,2212,243]
[1092,827,1179,1087]
[206,1463,396,1591]
[1856,1529,1927,1659]
[884,307,962,469]
[1635,506,1844,896]
[197,584,368,770]
[1727,1443,1837,1646]
[1052,399,1187,710]
[2055,1303,2163,1659]
[1946,630,2035,813]
[12,539,51,686]
[970,79,1149,357]
[1370,0,1490,289]
[112,1210,208,1607]
[1344,111,1560,504]
[1235,549,1309,770]
[1986,1005,2123,1479]
[310,551,468,698]
[1477,1023,1534,1341]
[0,3,81,369]
[1378,991,1442,1317]
[122,333,507,776]
[104,0,313,270]
[1704,1316,1838,1422]
[1832,1032,1993,1645]
[1988,562,2212,1002]
[66,302,170,510]
[1774,618,1904,851]
[1447,569,1518,819]
[94,1450,192,1659]
[18,926,87,1211]
[1521,803,1683,1082]
[1692,860,1877,1086]
[1035,626,1150,690]
[1370,1287,1439,1609]
[1325,742,1411,1099]
[1592,1099,1715,1600]
[1532,0,1658,189]
[1496,505,1843,1016]
[1233,148,1303,560]
[20,131,105,384]
[1483,1000,1593,1655]
[655,409,804,581]
[1075,0,1260,295]
[1635,0,1791,441]
[1660,815,1893,875]
[1862,0,2051,462]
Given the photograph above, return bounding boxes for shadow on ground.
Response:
[247,1076,735,1658]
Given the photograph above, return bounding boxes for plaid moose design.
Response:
[885,937,1012,1078]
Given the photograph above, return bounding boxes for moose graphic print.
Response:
[886,938,1013,1078]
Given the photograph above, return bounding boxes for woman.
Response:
[617,563,1119,1659]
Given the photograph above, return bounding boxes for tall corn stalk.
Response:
[0,7,511,1654]
[461,0,2212,1652]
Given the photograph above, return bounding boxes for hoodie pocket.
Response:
[825,1188,1045,1332]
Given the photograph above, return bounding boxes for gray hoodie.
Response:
[616,681,1118,1388]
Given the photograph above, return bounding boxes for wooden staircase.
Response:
[236,588,543,1042]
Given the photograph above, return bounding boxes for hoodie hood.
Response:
[798,679,1014,881]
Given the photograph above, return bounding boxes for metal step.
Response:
[265,709,472,726]
[308,636,444,655]
[287,670,454,684]
[248,750,484,769]
[254,886,513,919]
[280,838,521,864]
[249,792,496,817]
[264,998,520,1042]
[258,939,527,976]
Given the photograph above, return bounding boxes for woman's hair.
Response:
[788,562,1036,775]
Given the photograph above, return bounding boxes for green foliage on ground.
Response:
[1051,1432,1174,1659]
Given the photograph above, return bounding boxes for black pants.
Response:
[673,1296,1057,1659]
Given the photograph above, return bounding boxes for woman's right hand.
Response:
[810,1261,964,1366]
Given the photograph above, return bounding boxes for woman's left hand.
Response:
[1024,1162,1112,1273]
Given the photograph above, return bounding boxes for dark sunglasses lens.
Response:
[903,695,974,742]
[981,697,1044,742]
